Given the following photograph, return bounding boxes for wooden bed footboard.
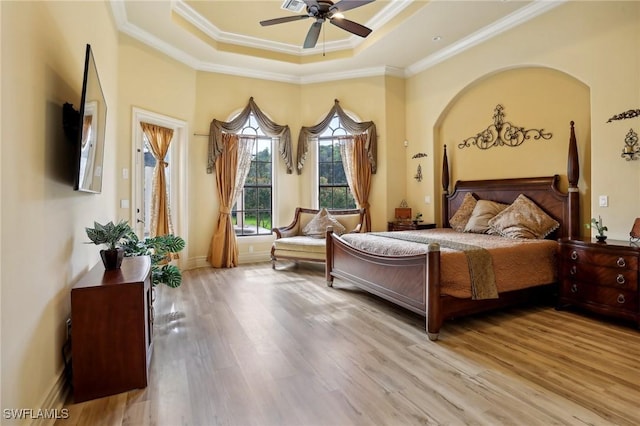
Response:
[326,229,443,340]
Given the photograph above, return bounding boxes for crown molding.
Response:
[110,0,564,84]
[405,0,566,77]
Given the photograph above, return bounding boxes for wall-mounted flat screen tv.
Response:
[65,44,107,193]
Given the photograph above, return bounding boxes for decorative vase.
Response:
[596,235,607,243]
[100,248,124,270]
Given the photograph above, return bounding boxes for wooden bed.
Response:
[325,121,581,340]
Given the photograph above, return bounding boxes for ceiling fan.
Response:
[260,0,375,49]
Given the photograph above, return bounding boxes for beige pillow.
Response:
[488,194,560,239]
[302,208,346,238]
[464,200,508,234]
[449,193,477,232]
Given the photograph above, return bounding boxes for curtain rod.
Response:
[194,133,209,137]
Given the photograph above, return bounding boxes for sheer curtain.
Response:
[208,134,255,268]
[340,134,372,231]
[140,122,174,237]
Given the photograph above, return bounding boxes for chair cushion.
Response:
[272,236,327,254]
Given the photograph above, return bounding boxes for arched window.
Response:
[317,114,357,209]
[233,112,273,236]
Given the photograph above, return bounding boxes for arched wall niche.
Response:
[431,66,591,231]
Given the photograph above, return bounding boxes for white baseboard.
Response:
[185,252,270,270]
[31,368,69,426]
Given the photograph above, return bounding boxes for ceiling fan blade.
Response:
[330,0,375,14]
[260,15,310,26]
[329,17,372,38]
[303,20,323,48]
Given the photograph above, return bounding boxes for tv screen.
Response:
[72,44,107,193]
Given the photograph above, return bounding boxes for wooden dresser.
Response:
[71,255,153,402]
[558,237,640,327]
[387,221,436,231]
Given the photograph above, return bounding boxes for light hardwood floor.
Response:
[58,262,640,426]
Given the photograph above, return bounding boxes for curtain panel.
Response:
[296,99,377,175]
[340,134,372,232]
[208,134,254,268]
[207,97,293,174]
[140,122,174,238]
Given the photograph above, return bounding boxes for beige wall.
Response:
[435,67,591,227]
[406,1,640,239]
[1,0,119,419]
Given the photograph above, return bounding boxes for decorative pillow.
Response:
[302,208,346,238]
[464,200,508,234]
[488,194,560,239]
[449,193,477,232]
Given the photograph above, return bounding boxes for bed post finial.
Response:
[442,144,450,195]
[442,145,451,228]
[567,121,580,238]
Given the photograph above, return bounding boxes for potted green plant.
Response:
[121,232,186,288]
[85,220,133,269]
[586,215,608,242]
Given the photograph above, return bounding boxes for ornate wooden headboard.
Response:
[441,121,580,239]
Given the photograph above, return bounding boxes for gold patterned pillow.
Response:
[449,193,477,232]
[488,194,559,239]
[303,208,346,238]
[464,200,508,234]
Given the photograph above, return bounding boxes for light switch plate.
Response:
[598,195,608,207]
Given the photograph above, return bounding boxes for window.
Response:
[142,133,172,238]
[233,113,273,236]
[318,115,356,210]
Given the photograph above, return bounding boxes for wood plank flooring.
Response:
[58,262,640,426]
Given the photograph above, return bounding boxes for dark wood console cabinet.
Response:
[558,238,640,328]
[71,255,153,402]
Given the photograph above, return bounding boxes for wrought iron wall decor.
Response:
[412,152,427,181]
[607,109,640,123]
[621,128,639,161]
[458,104,552,150]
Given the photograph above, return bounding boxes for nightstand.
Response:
[387,221,436,232]
[558,237,640,327]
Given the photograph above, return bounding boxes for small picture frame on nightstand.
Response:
[630,218,640,243]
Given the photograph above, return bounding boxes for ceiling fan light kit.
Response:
[260,0,375,49]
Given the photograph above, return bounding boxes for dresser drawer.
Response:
[561,263,638,290]
[562,246,638,270]
[561,281,638,312]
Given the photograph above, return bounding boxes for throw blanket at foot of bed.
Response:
[369,231,498,300]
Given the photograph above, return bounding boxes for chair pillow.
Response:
[464,200,508,234]
[449,193,477,232]
[488,194,559,239]
[302,208,346,238]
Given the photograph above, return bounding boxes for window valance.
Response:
[207,97,293,174]
[296,99,377,175]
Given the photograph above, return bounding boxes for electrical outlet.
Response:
[599,195,608,207]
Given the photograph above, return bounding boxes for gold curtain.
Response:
[140,122,174,238]
[340,134,372,231]
[208,133,256,268]
[81,115,93,148]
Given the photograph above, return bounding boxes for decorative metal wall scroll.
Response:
[458,104,552,150]
[621,128,639,161]
[412,152,427,182]
[607,109,640,123]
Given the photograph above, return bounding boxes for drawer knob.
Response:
[617,294,626,304]
[570,265,577,275]
[617,257,626,267]
[616,274,626,285]
[571,283,578,293]
[570,250,578,260]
